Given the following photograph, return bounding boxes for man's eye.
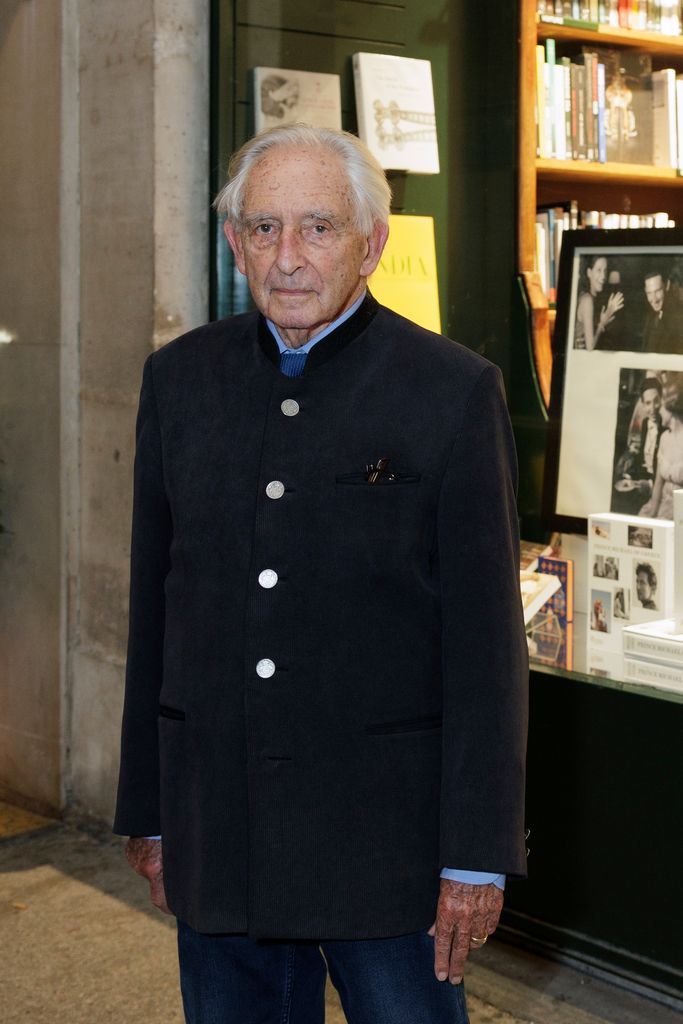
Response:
[255,223,273,234]
[313,224,328,234]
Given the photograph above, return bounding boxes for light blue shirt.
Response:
[266,289,367,353]
[150,290,505,891]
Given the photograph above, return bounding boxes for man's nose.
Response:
[275,226,306,274]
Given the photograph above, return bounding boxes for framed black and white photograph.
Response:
[543,229,683,532]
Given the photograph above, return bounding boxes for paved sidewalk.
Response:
[0,808,679,1023]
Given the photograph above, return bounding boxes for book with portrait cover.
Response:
[368,215,440,333]
[587,511,674,655]
[621,489,683,671]
[353,53,439,174]
[252,68,342,132]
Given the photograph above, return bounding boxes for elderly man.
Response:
[115,125,528,1024]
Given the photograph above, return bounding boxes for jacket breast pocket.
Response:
[336,472,421,486]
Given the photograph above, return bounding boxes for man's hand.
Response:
[124,837,171,915]
[428,878,504,985]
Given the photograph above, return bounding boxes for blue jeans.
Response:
[177,921,469,1024]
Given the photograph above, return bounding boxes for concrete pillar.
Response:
[68,0,209,819]
[0,0,63,814]
[0,0,209,819]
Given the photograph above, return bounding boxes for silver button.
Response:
[281,399,300,417]
[258,569,278,589]
[266,480,285,500]
[256,659,276,679]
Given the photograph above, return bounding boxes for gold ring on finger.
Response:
[470,935,488,946]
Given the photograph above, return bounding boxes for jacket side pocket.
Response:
[159,704,186,721]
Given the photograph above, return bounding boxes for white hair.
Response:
[214,124,392,235]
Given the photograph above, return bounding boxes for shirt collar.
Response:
[267,290,367,355]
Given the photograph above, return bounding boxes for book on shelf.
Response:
[367,215,441,333]
[592,47,653,165]
[534,43,673,166]
[534,200,673,303]
[676,76,683,171]
[652,68,678,168]
[352,53,439,174]
[539,0,682,30]
[251,68,342,132]
[587,512,675,655]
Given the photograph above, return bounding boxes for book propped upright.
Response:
[353,53,439,174]
[588,48,653,164]
[368,215,440,333]
[537,556,575,624]
[587,512,675,656]
[527,555,575,670]
[252,67,342,132]
[622,490,683,692]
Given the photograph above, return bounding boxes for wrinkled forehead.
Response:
[242,145,355,219]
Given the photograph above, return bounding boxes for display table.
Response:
[500,614,683,1007]
[529,612,683,704]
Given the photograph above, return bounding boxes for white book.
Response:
[623,656,683,693]
[519,570,561,626]
[353,53,439,173]
[587,512,675,655]
[535,221,548,297]
[652,69,678,169]
[623,619,683,667]
[676,78,683,174]
[553,65,566,160]
[675,490,683,631]
[252,68,342,132]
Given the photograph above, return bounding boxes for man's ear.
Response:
[360,221,390,278]
[224,221,247,276]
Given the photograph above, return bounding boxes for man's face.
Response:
[224,146,388,346]
[636,570,653,603]
[645,274,665,313]
[641,387,661,419]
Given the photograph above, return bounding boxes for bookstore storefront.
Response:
[210,1,683,1005]
[1,0,681,1012]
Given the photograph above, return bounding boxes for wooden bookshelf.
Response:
[537,19,683,55]
[518,3,683,406]
[537,157,683,183]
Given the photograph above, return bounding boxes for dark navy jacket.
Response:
[114,296,528,938]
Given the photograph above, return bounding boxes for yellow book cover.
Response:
[369,214,440,333]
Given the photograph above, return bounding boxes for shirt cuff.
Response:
[144,835,162,840]
[440,868,506,890]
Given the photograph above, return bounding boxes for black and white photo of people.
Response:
[573,254,683,353]
[611,368,683,519]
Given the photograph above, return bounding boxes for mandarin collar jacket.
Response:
[114,296,528,938]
